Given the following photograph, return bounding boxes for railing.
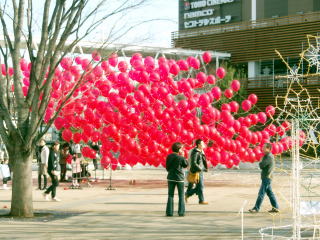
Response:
[243,75,320,89]
[171,11,320,43]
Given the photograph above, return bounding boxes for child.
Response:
[0,159,11,190]
[71,153,82,189]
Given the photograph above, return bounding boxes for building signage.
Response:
[184,15,231,28]
[188,0,234,9]
[180,0,240,30]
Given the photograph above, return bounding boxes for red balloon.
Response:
[91,51,101,61]
[231,80,241,92]
[257,112,267,124]
[248,94,258,105]
[207,75,216,84]
[118,61,128,72]
[177,60,189,71]
[266,105,276,117]
[108,53,118,67]
[198,94,210,107]
[211,86,221,100]
[216,67,226,79]
[224,89,233,99]
[221,103,231,112]
[62,129,72,142]
[170,64,180,76]
[202,51,212,63]
[196,72,207,83]
[241,100,252,111]
[229,101,239,113]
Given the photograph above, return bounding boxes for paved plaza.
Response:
[0,166,306,239]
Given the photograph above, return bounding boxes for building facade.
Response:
[174,0,320,110]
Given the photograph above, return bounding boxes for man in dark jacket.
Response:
[185,139,208,204]
[249,142,279,213]
[43,141,61,201]
[166,142,188,217]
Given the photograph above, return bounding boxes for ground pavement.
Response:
[0,166,309,239]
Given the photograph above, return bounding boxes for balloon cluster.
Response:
[7,51,306,170]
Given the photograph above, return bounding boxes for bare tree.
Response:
[0,0,148,217]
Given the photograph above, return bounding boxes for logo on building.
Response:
[184,1,191,11]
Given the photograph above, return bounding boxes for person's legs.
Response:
[166,181,176,216]
[51,174,59,199]
[43,174,47,189]
[93,159,98,170]
[44,173,54,199]
[177,182,185,216]
[38,174,42,189]
[253,179,268,211]
[265,179,279,209]
[196,172,205,203]
[61,164,67,181]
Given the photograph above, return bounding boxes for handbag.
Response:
[187,171,199,183]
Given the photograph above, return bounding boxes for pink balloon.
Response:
[118,61,128,72]
[266,105,276,117]
[224,89,233,99]
[170,64,180,76]
[231,80,241,92]
[216,67,226,79]
[248,94,258,105]
[177,60,189,71]
[62,129,72,142]
[241,100,252,111]
[198,94,210,107]
[196,72,207,83]
[229,101,239,113]
[202,51,212,63]
[211,86,221,100]
[221,103,231,112]
[207,75,216,84]
[257,112,267,124]
[91,51,101,61]
[108,53,118,67]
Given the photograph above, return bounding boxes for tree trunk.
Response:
[9,145,34,217]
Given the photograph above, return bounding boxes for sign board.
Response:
[179,0,242,30]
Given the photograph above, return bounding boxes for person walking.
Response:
[165,142,188,217]
[249,142,279,213]
[43,141,61,201]
[71,153,82,189]
[60,143,70,182]
[0,158,11,190]
[38,139,49,190]
[185,139,208,205]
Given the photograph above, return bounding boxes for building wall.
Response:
[242,0,251,21]
[264,0,288,18]
[288,0,314,15]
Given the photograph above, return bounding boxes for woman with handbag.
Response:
[165,142,188,217]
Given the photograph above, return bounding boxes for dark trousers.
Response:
[166,181,185,216]
[254,178,279,211]
[45,173,59,198]
[60,164,67,181]
[93,159,98,170]
[186,172,204,203]
[3,177,11,184]
[38,174,47,189]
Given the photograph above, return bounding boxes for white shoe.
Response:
[42,192,50,201]
[52,197,61,202]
